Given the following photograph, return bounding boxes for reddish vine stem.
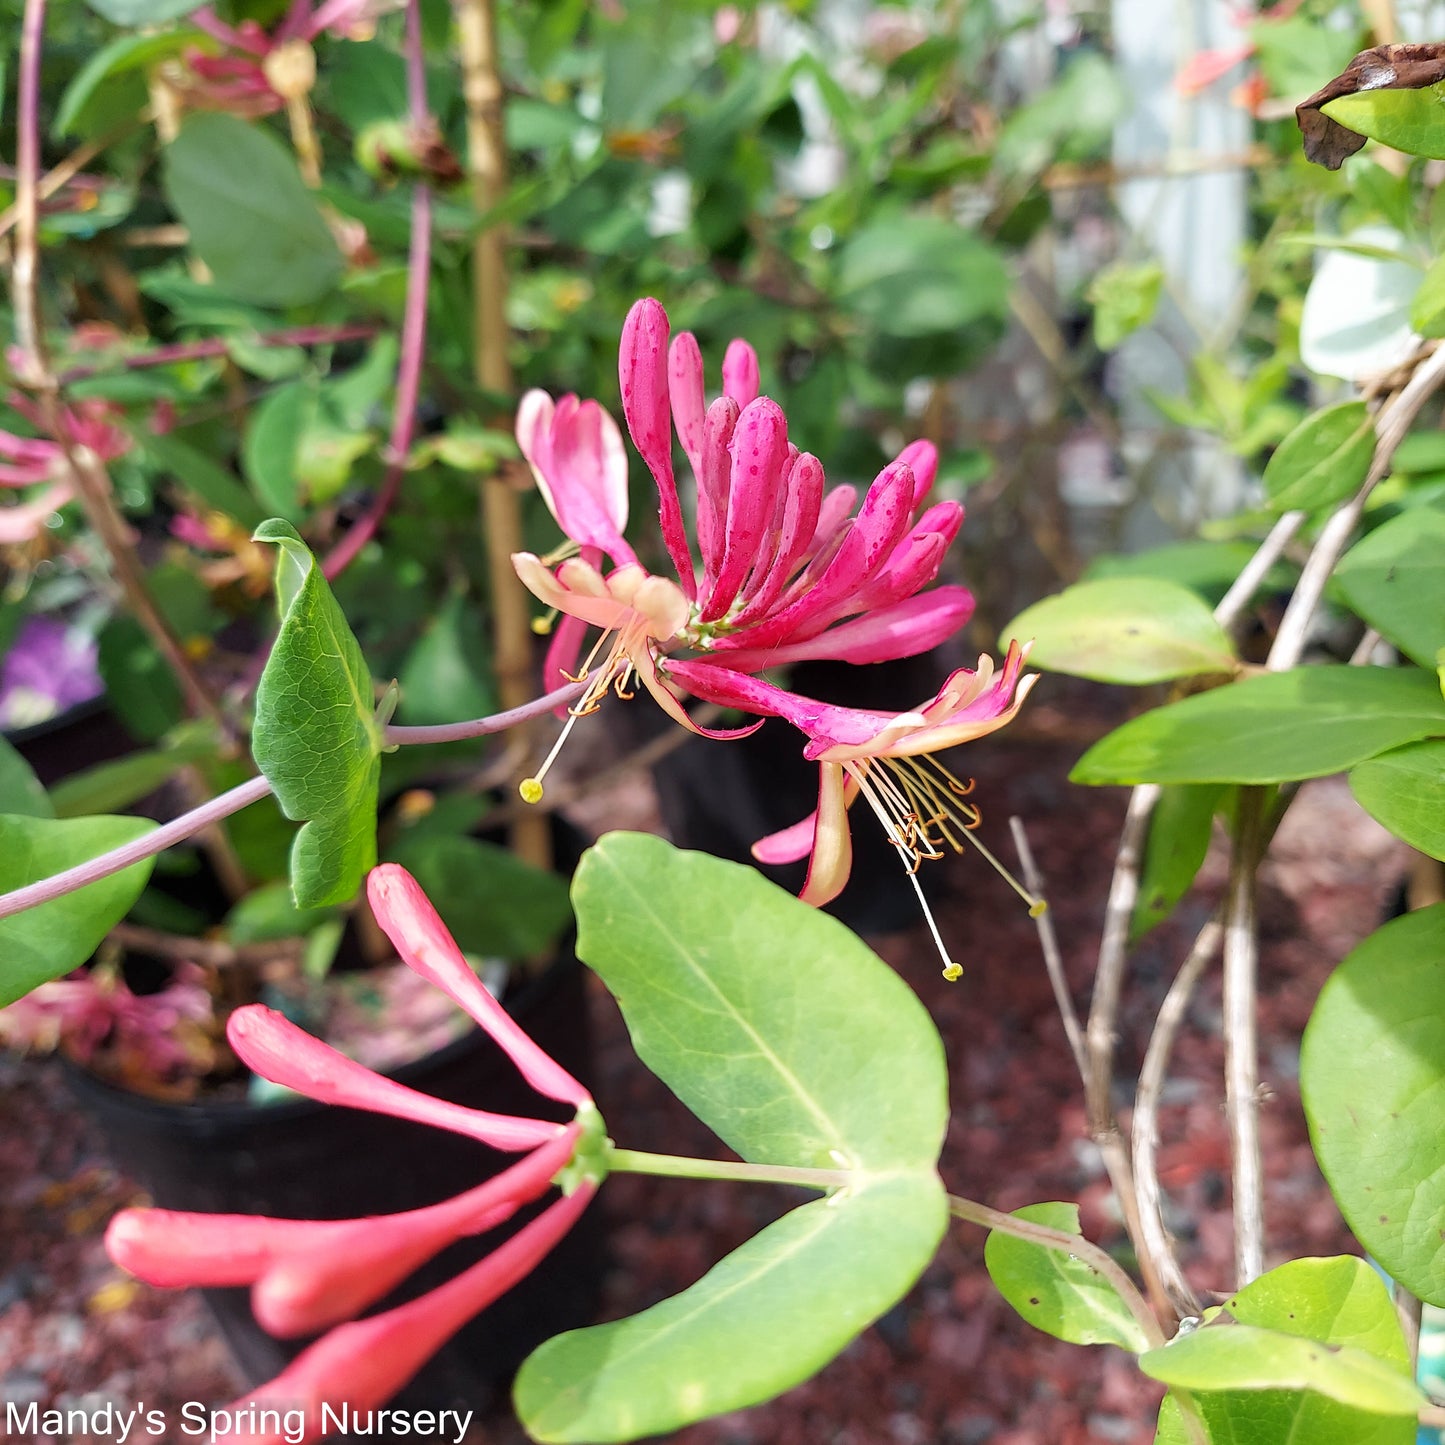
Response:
[58,325,375,383]
[320,0,431,582]
[0,681,586,922]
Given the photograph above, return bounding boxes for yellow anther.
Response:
[531,614,554,636]
[942,961,963,982]
[519,777,544,804]
[1028,899,1049,919]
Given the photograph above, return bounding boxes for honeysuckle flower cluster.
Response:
[511,296,976,798]
[106,865,599,1443]
[0,397,127,543]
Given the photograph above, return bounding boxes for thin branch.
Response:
[1214,510,1305,635]
[0,774,273,922]
[385,679,584,744]
[1271,342,1445,670]
[947,1193,1166,1351]
[12,0,48,378]
[1131,914,1222,1317]
[57,325,375,384]
[1222,786,1267,1286]
[107,921,301,970]
[0,684,586,920]
[321,0,432,581]
[1395,1282,1423,1372]
[1009,817,1087,1077]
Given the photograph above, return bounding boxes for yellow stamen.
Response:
[531,608,558,636]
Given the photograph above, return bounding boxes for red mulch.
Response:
[0,698,1408,1444]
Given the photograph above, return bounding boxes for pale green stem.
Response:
[607,1148,848,1192]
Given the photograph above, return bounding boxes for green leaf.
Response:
[571,833,948,1170]
[1302,904,1445,1305]
[0,814,157,1006]
[97,618,184,743]
[0,737,53,819]
[1322,85,1445,162]
[1335,506,1445,668]
[48,731,218,819]
[517,1176,944,1444]
[1410,251,1445,336]
[84,0,207,21]
[251,520,381,907]
[1262,402,1375,513]
[385,835,571,962]
[163,113,342,308]
[1085,540,1297,606]
[397,594,498,726]
[516,835,950,1441]
[1071,667,1445,786]
[143,432,267,529]
[224,881,338,945]
[1088,260,1165,351]
[56,31,199,138]
[1141,1259,1418,1441]
[984,1202,1152,1351]
[1132,784,1225,940]
[1349,739,1445,858]
[242,382,310,521]
[836,215,1009,345]
[1006,579,1237,685]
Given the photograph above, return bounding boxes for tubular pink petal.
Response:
[798,763,853,907]
[0,481,74,540]
[511,553,635,633]
[516,391,634,565]
[105,1208,311,1288]
[668,331,707,479]
[695,395,738,597]
[894,439,938,507]
[619,298,695,594]
[806,482,857,552]
[729,451,824,626]
[707,585,975,671]
[366,865,590,1106]
[633,649,766,741]
[720,462,914,653]
[722,338,760,406]
[752,814,817,866]
[227,1007,557,1151]
[700,397,790,623]
[225,1185,597,1444]
[252,1124,582,1338]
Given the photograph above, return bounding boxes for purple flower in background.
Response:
[0,616,104,731]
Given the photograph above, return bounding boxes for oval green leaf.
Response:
[1302,904,1445,1305]
[570,833,949,1171]
[0,814,157,1005]
[1141,1326,1420,1415]
[252,520,381,907]
[0,737,53,819]
[1322,86,1445,162]
[1335,506,1445,668]
[1005,578,1237,685]
[1349,739,1445,859]
[1262,401,1375,512]
[516,1176,945,1443]
[984,1202,1153,1352]
[1071,666,1445,786]
[1132,784,1226,940]
[163,113,342,309]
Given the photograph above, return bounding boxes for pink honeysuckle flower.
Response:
[668,642,1040,978]
[105,865,599,1442]
[0,398,129,543]
[510,297,976,797]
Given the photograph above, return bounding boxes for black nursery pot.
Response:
[67,955,599,1429]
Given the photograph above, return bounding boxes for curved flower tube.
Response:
[510,297,977,795]
[669,643,1040,976]
[0,398,128,542]
[104,865,599,1444]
